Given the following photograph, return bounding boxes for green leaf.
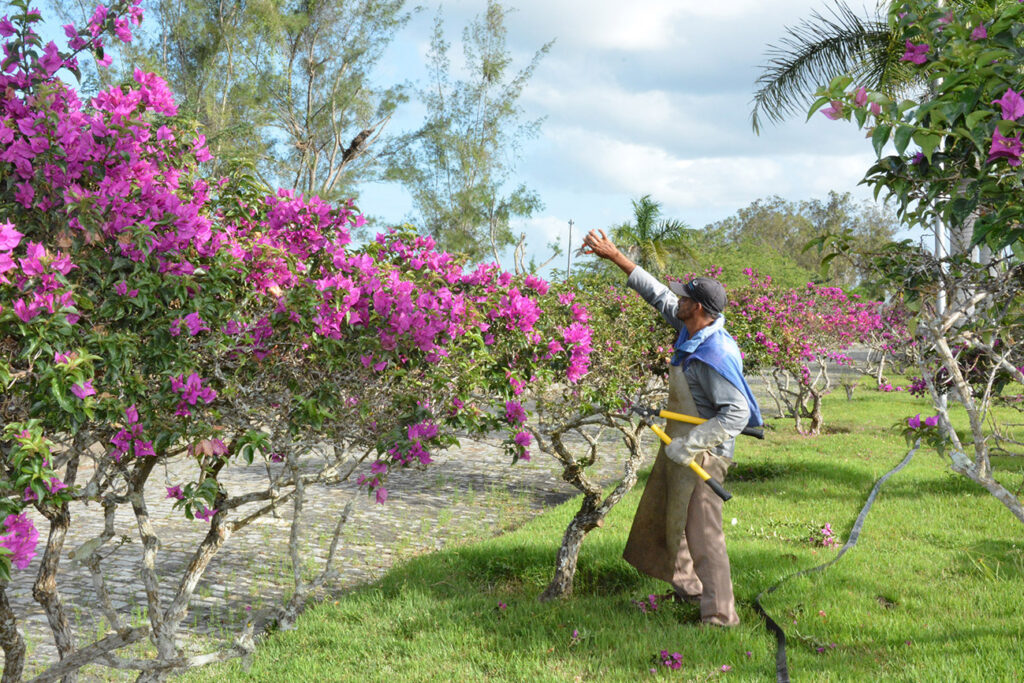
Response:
[828,74,853,95]
[965,110,992,130]
[872,125,892,157]
[975,49,1009,68]
[913,132,942,162]
[893,126,915,156]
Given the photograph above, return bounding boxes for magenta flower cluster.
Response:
[811,523,839,549]
[659,650,683,670]
[633,593,659,614]
[110,404,154,460]
[907,413,940,429]
[730,268,906,388]
[0,513,39,570]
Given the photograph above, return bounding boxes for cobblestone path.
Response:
[5,436,634,680]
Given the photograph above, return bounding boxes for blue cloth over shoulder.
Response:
[670,317,763,429]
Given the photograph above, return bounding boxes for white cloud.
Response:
[538,126,875,215]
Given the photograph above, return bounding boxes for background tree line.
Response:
[583,190,898,292]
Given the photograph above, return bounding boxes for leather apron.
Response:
[622,363,703,591]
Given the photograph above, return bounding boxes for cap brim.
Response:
[668,281,690,298]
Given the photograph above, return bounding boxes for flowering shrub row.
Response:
[0,2,620,678]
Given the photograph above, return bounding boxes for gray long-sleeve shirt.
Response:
[626,266,750,460]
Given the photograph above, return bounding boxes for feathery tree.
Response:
[48,0,412,197]
[387,0,553,264]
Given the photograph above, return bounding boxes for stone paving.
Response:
[5,434,634,680]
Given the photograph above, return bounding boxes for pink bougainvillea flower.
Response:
[14,182,35,209]
[23,487,38,502]
[820,100,844,120]
[113,16,132,43]
[907,414,921,429]
[924,414,939,427]
[194,506,218,522]
[375,487,389,504]
[0,514,39,570]
[133,440,155,457]
[183,312,209,335]
[166,486,184,500]
[110,429,131,455]
[45,478,68,494]
[38,41,64,76]
[524,274,549,295]
[71,380,96,399]
[0,221,22,251]
[854,87,868,107]
[971,24,988,40]
[991,88,1024,121]
[901,41,930,65]
[504,400,527,425]
[988,129,1023,166]
[0,16,15,37]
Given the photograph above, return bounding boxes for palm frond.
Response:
[631,195,661,240]
[750,1,910,133]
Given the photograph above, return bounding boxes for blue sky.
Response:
[357,0,889,274]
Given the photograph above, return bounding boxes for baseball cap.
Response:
[668,277,727,316]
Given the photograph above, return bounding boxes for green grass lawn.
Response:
[181,385,1024,682]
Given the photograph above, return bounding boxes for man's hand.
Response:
[664,439,696,467]
[581,229,618,259]
[581,229,636,275]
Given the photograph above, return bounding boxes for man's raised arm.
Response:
[582,229,683,332]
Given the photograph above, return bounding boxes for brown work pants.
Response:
[622,365,739,626]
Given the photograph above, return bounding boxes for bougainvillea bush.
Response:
[725,268,905,435]
[0,2,610,679]
[519,277,671,600]
[810,0,1024,522]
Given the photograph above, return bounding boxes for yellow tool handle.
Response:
[648,423,712,482]
[659,408,766,440]
[658,409,706,426]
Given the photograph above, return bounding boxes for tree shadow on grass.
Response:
[730,460,880,503]
[949,539,1024,582]
[729,459,792,482]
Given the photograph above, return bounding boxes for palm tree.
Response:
[611,195,696,275]
[750,1,918,133]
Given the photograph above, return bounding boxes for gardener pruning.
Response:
[581,228,762,627]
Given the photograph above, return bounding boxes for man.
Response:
[581,228,762,627]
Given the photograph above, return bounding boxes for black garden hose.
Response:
[753,439,921,683]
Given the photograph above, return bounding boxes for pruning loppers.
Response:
[630,405,763,502]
